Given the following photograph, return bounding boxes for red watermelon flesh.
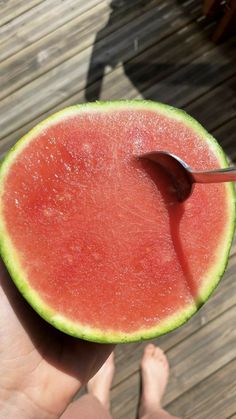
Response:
[0,102,234,342]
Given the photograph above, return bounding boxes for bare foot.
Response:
[139,344,169,418]
[87,352,115,410]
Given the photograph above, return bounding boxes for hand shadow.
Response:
[85,0,235,113]
[0,259,114,385]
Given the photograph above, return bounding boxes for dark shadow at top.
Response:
[85,0,236,101]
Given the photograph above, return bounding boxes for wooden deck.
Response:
[1,1,236,418]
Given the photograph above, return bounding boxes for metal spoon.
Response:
[140,151,236,202]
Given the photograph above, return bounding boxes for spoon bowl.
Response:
[140,151,236,202]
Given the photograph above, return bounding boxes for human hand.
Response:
[0,260,114,419]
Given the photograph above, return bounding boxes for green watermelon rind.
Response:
[0,100,235,343]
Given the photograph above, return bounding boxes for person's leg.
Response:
[61,353,115,419]
[139,344,180,419]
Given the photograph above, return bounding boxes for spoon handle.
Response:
[191,166,236,184]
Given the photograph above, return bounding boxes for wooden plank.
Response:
[132,36,236,103]
[0,0,44,27]
[0,0,163,100]
[0,22,232,149]
[214,118,236,161]
[87,21,214,101]
[112,252,236,385]
[58,30,236,119]
[166,359,236,419]
[0,0,202,140]
[163,305,236,405]
[0,41,235,162]
[111,306,236,419]
[186,74,236,133]
[85,1,204,101]
[0,0,102,62]
[96,36,236,107]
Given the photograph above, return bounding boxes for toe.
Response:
[154,347,164,359]
[144,343,155,356]
[154,348,169,371]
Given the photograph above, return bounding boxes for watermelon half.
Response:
[0,101,234,343]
